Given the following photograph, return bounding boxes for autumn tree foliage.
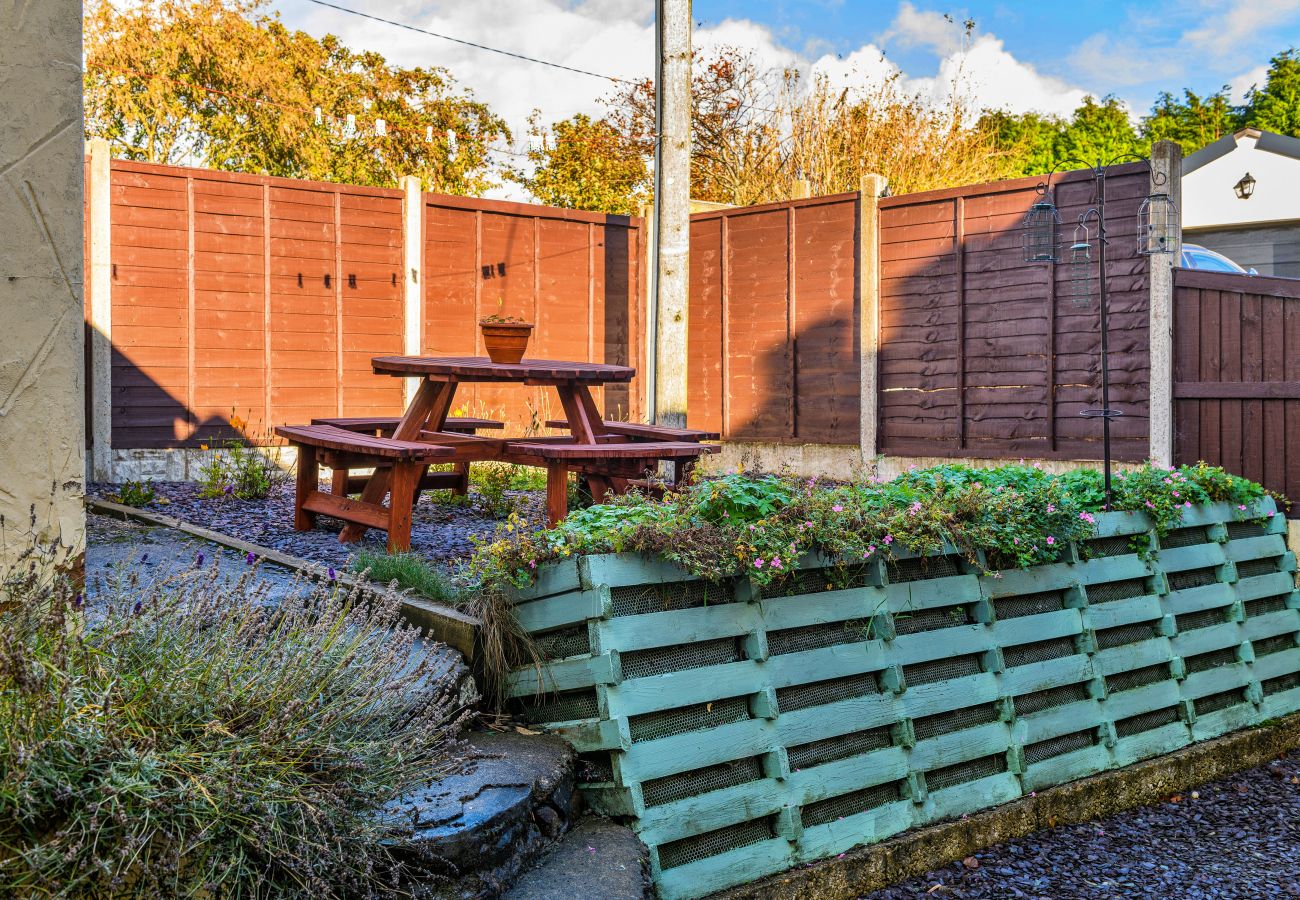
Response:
[83,0,508,193]
[511,112,649,214]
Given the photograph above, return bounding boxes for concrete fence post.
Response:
[858,173,887,466]
[792,178,811,200]
[401,175,423,405]
[88,138,114,482]
[1148,140,1183,468]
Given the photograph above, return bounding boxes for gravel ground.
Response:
[90,479,544,570]
[867,752,1300,900]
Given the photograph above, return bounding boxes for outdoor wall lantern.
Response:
[1234,172,1256,200]
[1021,155,1180,508]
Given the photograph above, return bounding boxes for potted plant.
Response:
[479,307,534,364]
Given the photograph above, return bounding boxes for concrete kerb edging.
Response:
[86,497,480,660]
[712,712,1300,900]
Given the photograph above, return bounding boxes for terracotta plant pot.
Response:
[479,320,534,364]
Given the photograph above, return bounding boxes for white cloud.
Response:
[1182,0,1300,59]
[880,2,967,57]
[1228,64,1269,103]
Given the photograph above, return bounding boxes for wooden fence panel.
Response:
[877,164,1151,461]
[421,196,643,433]
[688,193,860,444]
[1173,268,1300,504]
[98,160,641,449]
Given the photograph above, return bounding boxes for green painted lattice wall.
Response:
[506,500,1300,900]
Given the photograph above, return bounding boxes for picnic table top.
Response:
[371,355,635,384]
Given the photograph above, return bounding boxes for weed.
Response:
[352,549,456,603]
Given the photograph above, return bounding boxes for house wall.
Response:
[1182,132,1300,230]
[0,0,86,577]
[1184,223,1300,278]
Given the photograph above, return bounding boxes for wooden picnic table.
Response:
[275,356,717,550]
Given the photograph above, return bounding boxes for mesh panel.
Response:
[1263,672,1300,695]
[1175,607,1226,632]
[1245,596,1290,618]
[994,590,1067,619]
[621,637,744,680]
[1236,558,1279,579]
[913,703,999,741]
[1195,689,1246,715]
[904,654,982,686]
[1184,647,1239,674]
[1106,663,1169,694]
[893,605,972,635]
[925,754,1007,792]
[1096,622,1158,650]
[1227,522,1268,540]
[520,688,599,723]
[577,751,614,783]
[629,696,751,743]
[1015,682,1091,715]
[641,756,765,808]
[1088,535,1137,558]
[656,816,777,870]
[533,625,590,660]
[1168,567,1219,592]
[1087,578,1150,604]
[787,727,892,771]
[1114,706,1181,738]
[886,555,963,584]
[800,781,903,827]
[610,579,736,617]
[1253,633,1298,657]
[768,620,870,656]
[1003,637,1078,668]
[760,566,876,598]
[1025,729,1095,764]
[1161,526,1208,549]
[777,672,878,713]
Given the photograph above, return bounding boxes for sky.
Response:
[271,0,1300,185]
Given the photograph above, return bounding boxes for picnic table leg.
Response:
[331,466,349,497]
[339,379,455,543]
[545,462,568,527]
[294,444,318,531]
[387,461,421,552]
[452,461,470,496]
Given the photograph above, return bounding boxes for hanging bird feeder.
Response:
[1021,197,1061,262]
[1067,221,1094,306]
[1137,191,1178,255]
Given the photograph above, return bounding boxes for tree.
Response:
[1054,96,1143,167]
[1141,89,1240,155]
[977,110,1062,177]
[83,0,509,194]
[511,113,649,214]
[1243,48,1300,137]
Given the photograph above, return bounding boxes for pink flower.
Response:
[832,504,843,513]
[772,557,783,569]
[1239,504,1248,510]
[883,535,893,545]
[1079,512,1096,524]
[1172,491,1179,498]
[1145,500,1155,508]
[1184,501,1192,508]
[805,520,814,528]
[1267,510,1276,518]
[910,501,923,514]
[1014,537,1019,545]
[867,545,876,554]
[1046,504,1056,513]
[754,558,765,568]
[1046,536,1055,546]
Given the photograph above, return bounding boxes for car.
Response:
[1180,243,1258,275]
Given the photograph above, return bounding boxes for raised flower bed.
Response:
[488,468,1300,900]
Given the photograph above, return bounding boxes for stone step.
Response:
[504,816,653,900]
[392,730,578,898]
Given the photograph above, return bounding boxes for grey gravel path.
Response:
[89,479,542,570]
[866,753,1300,900]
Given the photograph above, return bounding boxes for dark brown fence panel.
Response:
[422,196,643,433]
[1173,268,1300,504]
[688,193,860,444]
[877,164,1151,461]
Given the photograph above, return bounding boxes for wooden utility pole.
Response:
[651,0,691,427]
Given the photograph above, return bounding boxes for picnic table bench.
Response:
[275,356,719,550]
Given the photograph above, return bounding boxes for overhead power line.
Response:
[301,0,635,85]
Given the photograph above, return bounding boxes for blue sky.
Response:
[274,0,1300,149]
